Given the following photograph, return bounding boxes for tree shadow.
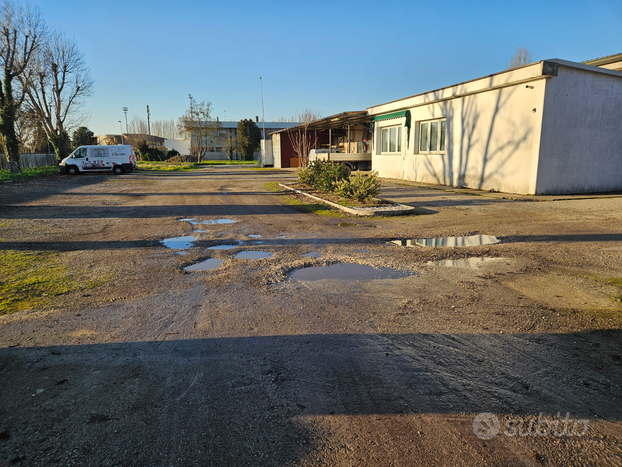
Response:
[0,329,620,465]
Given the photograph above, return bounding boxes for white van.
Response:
[60,145,137,175]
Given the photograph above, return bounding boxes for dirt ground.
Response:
[0,166,621,466]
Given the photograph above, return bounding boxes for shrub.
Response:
[334,171,381,202]
[297,160,348,192]
[166,149,180,159]
[167,154,197,163]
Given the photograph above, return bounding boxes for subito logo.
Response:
[472,413,500,440]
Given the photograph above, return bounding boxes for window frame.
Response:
[418,118,446,154]
[379,124,403,155]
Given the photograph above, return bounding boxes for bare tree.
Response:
[22,29,94,160]
[0,0,45,172]
[288,107,321,167]
[223,133,239,161]
[507,46,532,70]
[178,98,222,161]
[150,118,178,139]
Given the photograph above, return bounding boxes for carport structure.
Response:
[270,111,372,168]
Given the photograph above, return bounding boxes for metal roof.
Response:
[582,52,622,67]
[269,111,370,135]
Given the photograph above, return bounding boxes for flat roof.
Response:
[269,111,371,135]
[367,59,622,115]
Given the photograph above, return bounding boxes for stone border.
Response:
[278,183,416,217]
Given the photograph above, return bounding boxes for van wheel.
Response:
[67,166,79,175]
[342,163,353,176]
[113,166,125,175]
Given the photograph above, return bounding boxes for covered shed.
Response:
[270,111,371,168]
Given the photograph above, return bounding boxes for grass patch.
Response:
[0,166,59,181]
[0,249,107,315]
[265,182,344,217]
[136,161,201,171]
[197,160,257,166]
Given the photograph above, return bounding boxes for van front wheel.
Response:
[67,166,79,175]
[113,165,125,175]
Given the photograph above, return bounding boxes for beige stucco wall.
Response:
[369,62,551,194]
[535,63,622,194]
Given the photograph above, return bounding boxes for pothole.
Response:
[162,236,197,249]
[190,219,237,225]
[427,257,506,268]
[183,258,224,272]
[291,263,411,282]
[392,234,500,248]
[234,251,274,260]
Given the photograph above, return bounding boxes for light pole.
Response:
[259,77,266,140]
[122,107,128,133]
[118,121,123,144]
[146,105,151,136]
[224,110,227,122]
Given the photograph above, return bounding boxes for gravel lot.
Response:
[1,167,621,466]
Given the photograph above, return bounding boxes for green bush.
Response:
[334,171,381,202]
[166,149,180,159]
[297,160,348,192]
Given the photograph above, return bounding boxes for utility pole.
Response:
[259,77,266,140]
[146,105,151,136]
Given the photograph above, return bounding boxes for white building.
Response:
[368,59,622,195]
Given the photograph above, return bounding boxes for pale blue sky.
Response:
[33,0,622,135]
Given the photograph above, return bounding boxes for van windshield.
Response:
[73,148,87,158]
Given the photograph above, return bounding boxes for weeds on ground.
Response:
[0,166,59,181]
[196,160,257,166]
[265,182,344,217]
[0,250,108,315]
[136,161,199,171]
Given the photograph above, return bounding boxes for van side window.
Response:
[74,148,87,158]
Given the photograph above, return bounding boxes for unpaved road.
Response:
[1,167,621,466]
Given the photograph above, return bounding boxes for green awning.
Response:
[370,110,410,123]
[369,110,411,147]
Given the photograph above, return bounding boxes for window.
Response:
[380,125,402,153]
[419,119,446,153]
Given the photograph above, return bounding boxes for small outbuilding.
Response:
[368,59,622,195]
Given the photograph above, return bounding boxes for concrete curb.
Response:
[278,183,416,217]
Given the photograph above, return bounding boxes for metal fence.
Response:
[0,153,58,170]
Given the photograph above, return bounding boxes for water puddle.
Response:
[301,251,322,258]
[194,230,207,233]
[178,218,196,222]
[183,258,224,272]
[190,219,237,225]
[207,244,239,250]
[162,236,197,249]
[234,251,274,260]
[356,249,370,253]
[247,234,261,238]
[337,222,357,227]
[392,234,500,248]
[291,263,411,282]
[427,257,506,268]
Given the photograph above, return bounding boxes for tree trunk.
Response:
[0,78,22,173]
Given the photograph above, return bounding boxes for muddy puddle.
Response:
[178,218,236,225]
[427,257,506,268]
[393,234,500,248]
[291,263,411,282]
[183,258,224,272]
[247,234,261,238]
[162,236,197,249]
[234,251,274,260]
